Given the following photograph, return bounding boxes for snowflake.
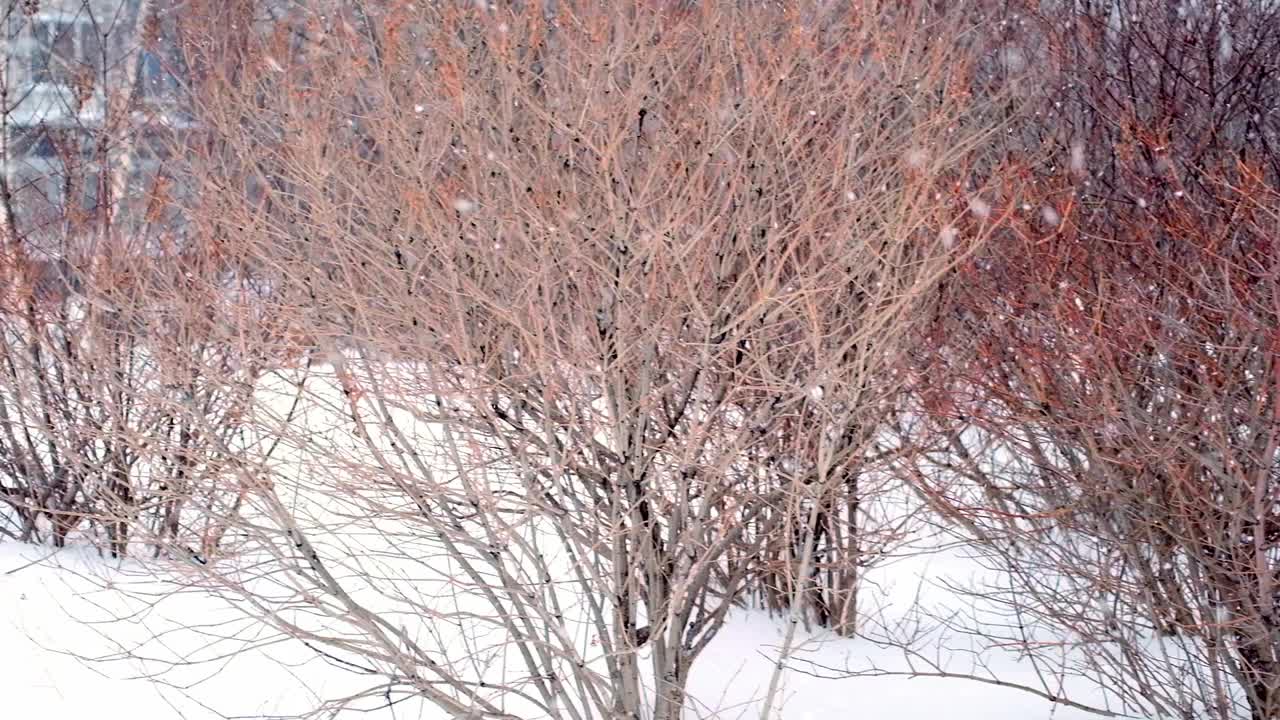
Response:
[1001,46,1027,73]
[939,226,959,250]
[1070,140,1086,175]
[968,197,991,219]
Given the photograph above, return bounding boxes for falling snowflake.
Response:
[1070,140,1086,175]
[1041,206,1061,226]
[1001,46,1027,73]
[453,198,477,213]
[808,385,824,401]
[1136,197,1148,209]
[968,197,991,219]
[904,148,929,170]
[845,191,856,201]
[414,104,426,114]
[939,226,959,250]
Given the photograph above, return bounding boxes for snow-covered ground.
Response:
[1,539,1123,720]
[0,370,1134,719]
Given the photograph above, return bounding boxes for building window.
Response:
[9,126,59,158]
[137,46,181,102]
[5,126,98,217]
[8,126,92,162]
[30,18,99,86]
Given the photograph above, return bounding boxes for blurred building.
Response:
[1,0,183,251]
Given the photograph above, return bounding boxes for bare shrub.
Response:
[898,2,1280,718]
[0,0,263,558]
[165,1,1007,717]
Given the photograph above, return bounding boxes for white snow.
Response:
[0,539,1120,719]
[0,545,353,719]
[0,374,1126,720]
